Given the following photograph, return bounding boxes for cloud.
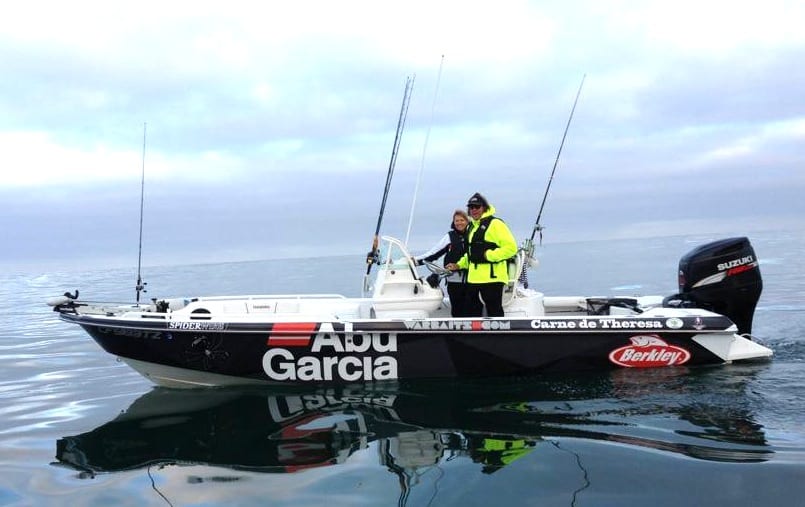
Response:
[1,1,804,270]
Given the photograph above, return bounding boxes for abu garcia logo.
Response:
[263,322,399,382]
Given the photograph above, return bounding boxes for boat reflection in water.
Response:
[56,365,773,487]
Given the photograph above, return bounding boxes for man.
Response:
[447,192,518,317]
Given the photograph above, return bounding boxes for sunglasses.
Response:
[467,204,482,210]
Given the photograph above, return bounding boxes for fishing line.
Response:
[405,55,445,247]
[425,463,446,507]
[147,464,174,507]
[549,439,590,507]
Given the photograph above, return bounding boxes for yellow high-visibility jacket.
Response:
[456,204,517,284]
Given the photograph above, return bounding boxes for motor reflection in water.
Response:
[55,365,773,500]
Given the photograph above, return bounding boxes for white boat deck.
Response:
[70,236,669,323]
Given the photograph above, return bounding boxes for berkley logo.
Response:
[608,335,691,368]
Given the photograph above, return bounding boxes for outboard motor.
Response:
[663,237,762,335]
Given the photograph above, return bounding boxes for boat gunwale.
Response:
[58,311,740,335]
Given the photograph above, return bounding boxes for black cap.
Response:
[466,192,488,208]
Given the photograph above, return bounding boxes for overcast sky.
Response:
[3,0,804,272]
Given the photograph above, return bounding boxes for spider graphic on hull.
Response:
[183,335,231,370]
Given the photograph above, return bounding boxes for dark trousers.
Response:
[446,282,469,317]
[465,282,506,317]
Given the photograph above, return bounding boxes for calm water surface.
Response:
[1,232,803,506]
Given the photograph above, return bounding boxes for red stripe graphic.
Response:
[727,263,755,276]
[268,322,318,347]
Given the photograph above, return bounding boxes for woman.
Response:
[416,209,470,317]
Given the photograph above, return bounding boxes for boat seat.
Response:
[586,297,642,315]
[542,296,588,314]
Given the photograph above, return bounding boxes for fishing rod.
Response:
[365,75,415,277]
[523,74,586,257]
[135,122,147,302]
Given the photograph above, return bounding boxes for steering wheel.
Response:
[422,260,452,277]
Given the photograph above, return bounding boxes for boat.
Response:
[49,235,772,387]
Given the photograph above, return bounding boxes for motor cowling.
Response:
[663,237,762,335]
